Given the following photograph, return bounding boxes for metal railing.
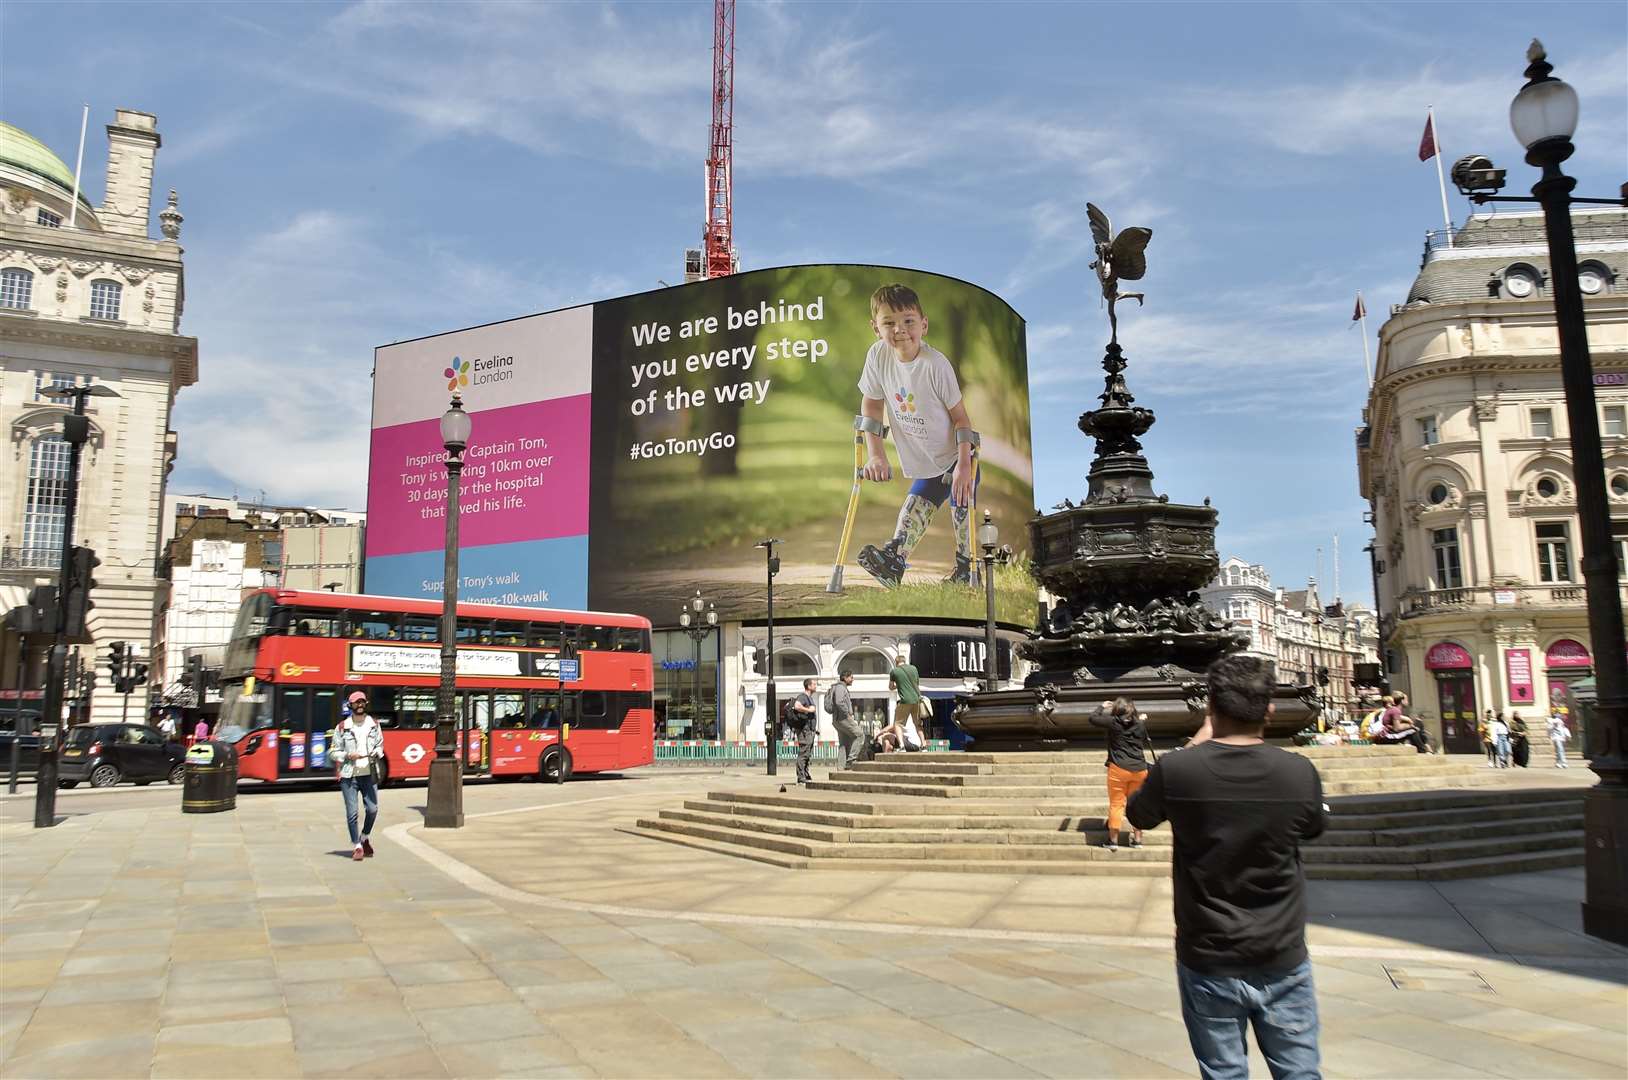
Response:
[0,545,59,570]
[1399,582,1617,616]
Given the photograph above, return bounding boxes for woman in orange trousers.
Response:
[1089,696,1152,851]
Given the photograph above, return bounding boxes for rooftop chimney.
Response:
[100,109,161,238]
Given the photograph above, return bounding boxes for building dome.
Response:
[0,120,97,218]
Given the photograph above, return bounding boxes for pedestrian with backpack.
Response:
[826,670,861,769]
[786,678,820,785]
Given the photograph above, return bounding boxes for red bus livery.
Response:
[215,590,654,785]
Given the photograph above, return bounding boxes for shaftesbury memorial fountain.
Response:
[955,204,1319,747]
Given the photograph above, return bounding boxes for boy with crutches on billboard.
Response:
[834,283,979,589]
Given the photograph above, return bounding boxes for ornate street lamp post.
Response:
[678,591,718,738]
[756,539,781,775]
[426,395,471,829]
[1451,42,1628,944]
[34,383,119,829]
[976,511,1013,693]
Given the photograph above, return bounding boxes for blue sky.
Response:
[5,1,1624,604]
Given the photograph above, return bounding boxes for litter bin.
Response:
[181,741,237,814]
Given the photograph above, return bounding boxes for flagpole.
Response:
[67,103,89,228]
[1428,105,1453,248]
[1358,291,1373,385]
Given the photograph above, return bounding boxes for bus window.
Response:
[401,615,438,642]
[491,621,527,647]
[456,619,486,644]
[615,628,648,652]
[528,691,560,729]
[390,691,436,729]
[580,626,615,651]
[492,692,525,728]
[464,691,493,734]
[292,609,340,637]
[223,592,274,677]
[578,689,612,729]
[529,624,562,650]
[348,611,400,640]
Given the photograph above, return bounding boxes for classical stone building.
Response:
[152,495,367,716]
[0,111,197,725]
[1200,556,1379,721]
[1357,208,1627,754]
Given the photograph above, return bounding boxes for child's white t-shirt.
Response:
[858,340,964,479]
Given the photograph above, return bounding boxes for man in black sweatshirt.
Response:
[1128,655,1327,1080]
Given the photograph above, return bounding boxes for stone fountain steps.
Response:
[629,749,1587,879]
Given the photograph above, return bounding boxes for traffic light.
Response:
[109,640,129,692]
[22,584,59,636]
[183,654,203,691]
[1316,666,1331,688]
[61,546,99,641]
[131,662,149,690]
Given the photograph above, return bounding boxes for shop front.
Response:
[652,628,720,740]
[1544,638,1592,748]
[1426,641,1479,754]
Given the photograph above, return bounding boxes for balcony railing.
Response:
[0,545,60,570]
[1399,582,1617,617]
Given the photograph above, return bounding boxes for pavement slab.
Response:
[1,769,1624,1079]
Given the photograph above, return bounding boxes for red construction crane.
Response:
[703,0,737,278]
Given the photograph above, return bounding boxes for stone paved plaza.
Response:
[2,768,1625,1079]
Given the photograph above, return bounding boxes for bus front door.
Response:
[459,692,493,776]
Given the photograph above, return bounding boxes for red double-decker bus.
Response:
[214,589,654,785]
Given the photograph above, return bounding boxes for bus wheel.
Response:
[541,748,573,784]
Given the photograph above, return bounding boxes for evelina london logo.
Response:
[893,388,917,415]
[443,356,469,392]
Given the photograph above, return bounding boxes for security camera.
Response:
[1451,155,1507,196]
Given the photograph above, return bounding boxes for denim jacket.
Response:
[332,715,385,780]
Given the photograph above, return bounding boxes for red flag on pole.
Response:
[1418,113,1438,161]
[1352,293,1367,322]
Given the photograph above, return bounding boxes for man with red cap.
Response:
[333,690,385,861]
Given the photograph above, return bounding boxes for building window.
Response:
[36,208,61,228]
[1531,408,1554,438]
[1612,474,1628,498]
[1604,405,1626,437]
[1535,475,1561,499]
[23,434,72,564]
[1427,482,1450,505]
[88,279,122,321]
[1614,521,1628,579]
[1418,416,1439,446]
[1431,527,1463,590]
[1536,521,1572,583]
[1,267,33,310]
[34,371,89,401]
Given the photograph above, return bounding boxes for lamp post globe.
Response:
[1509,41,1579,159]
[427,393,470,829]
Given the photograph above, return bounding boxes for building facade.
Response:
[0,112,197,726]
[1201,557,1380,722]
[153,495,366,715]
[1357,209,1628,753]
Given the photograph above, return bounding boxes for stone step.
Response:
[1319,773,1508,796]
[638,816,1172,862]
[625,824,1583,881]
[684,799,1118,830]
[1308,848,1585,881]
[1326,786,1584,814]
[837,761,1493,789]
[1317,812,1583,847]
[706,790,1121,817]
[1304,829,1584,865]
[1327,800,1585,835]
[658,808,1175,847]
[807,780,1110,799]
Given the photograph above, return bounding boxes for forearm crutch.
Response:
[828,415,887,593]
[959,428,982,589]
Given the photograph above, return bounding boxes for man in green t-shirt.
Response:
[888,652,923,730]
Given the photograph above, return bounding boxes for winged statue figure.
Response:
[1087,203,1152,345]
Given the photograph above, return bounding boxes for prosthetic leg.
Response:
[828,415,887,593]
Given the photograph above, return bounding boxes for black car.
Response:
[58,724,186,788]
[0,712,45,778]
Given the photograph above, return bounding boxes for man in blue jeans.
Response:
[1129,655,1328,1080]
[333,691,385,861]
